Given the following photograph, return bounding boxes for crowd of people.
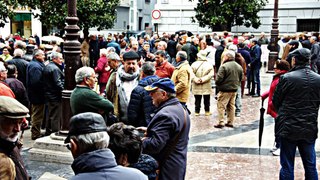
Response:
[1,29,320,179]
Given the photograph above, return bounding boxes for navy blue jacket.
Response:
[238,48,252,65]
[127,75,160,127]
[26,59,45,104]
[142,97,190,180]
[249,45,262,69]
[43,62,64,102]
[7,57,29,87]
[71,149,147,180]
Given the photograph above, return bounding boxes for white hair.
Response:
[75,66,95,84]
[100,48,108,57]
[71,131,109,154]
[13,48,24,57]
[228,44,238,52]
[224,50,235,60]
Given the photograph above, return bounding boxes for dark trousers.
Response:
[194,95,210,113]
[46,101,62,134]
[280,138,318,180]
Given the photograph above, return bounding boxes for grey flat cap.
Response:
[0,96,29,118]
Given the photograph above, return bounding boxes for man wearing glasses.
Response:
[70,67,113,124]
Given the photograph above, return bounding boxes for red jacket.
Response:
[155,60,175,79]
[95,56,111,84]
[261,70,288,118]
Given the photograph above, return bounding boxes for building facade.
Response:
[154,0,320,35]
[232,0,320,34]
[0,6,42,39]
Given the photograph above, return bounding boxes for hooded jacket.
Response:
[71,149,147,180]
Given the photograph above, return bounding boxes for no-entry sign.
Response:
[152,9,161,20]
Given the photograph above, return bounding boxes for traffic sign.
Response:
[152,9,161,20]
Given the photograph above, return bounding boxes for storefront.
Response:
[11,13,32,38]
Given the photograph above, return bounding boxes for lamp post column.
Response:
[267,0,279,72]
[61,0,82,132]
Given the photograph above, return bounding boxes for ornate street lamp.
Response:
[61,0,82,132]
[267,0,279,72]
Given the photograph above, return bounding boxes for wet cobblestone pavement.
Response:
[21,69,320,179]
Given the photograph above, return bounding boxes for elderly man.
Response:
[171,51,193,111]
[0,64,15,97]
[127,62,160,127]
[106,50,140,123]
[43,52,64,135]
[273,48,320,179]
[65,112,147,180]
[154,50,175,78]
[70,67,113,122]
[214,50,243,128]
[7,48,29,87]
[26,49,46,140]
[0,96,29,180]
[141,78,190,180]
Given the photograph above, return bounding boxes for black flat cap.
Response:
[64,112,107,143]
[123,50,140,60]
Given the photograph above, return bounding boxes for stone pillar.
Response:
[61,0,81,132]
[267,0,279,72]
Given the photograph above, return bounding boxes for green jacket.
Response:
[215,59,243,92]
[70,85,114,115]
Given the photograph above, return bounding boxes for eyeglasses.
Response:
[66,143,71,150]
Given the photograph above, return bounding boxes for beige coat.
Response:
[191,59,214,95]
[171,61,193,103]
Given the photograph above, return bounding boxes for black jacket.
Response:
[273,65,320,142]
[127,75,159,127]
[7,57,29,87]
[43,62,64,102]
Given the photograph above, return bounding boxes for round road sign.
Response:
[152,9,161,20]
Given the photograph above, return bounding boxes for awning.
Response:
[13,13,31,21]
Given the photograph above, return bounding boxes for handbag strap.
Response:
[159,106,187,167]
[194,61,205,75]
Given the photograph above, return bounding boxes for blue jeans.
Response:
[280,138,318,180]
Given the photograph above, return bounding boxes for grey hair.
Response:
[51,52,62,59]
[13,48,24,57]
[141,62,155,76]
[311,36,318,41]
[224,50,235,60]
[166,92,176,99]
[176,51,187,61]
[158,41,167,49]
[71,131,109,154]
[107,52,120,61]
[75,66,95,84]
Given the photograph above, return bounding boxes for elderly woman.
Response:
[191,50,214,116]
[95,47,115,94]
[70,66,113,119]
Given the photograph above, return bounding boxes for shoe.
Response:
[235,112,240,117]
[272,148,280,156]
[31,134,45,140]
[225,124,234,128]
[214,124,224,128]
[195,113,200,116]
[252,94,260,97]
[270,146,278,152]
[205,112,212,116]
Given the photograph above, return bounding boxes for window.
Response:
[297,19,319,32]
[145,0,150,2]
